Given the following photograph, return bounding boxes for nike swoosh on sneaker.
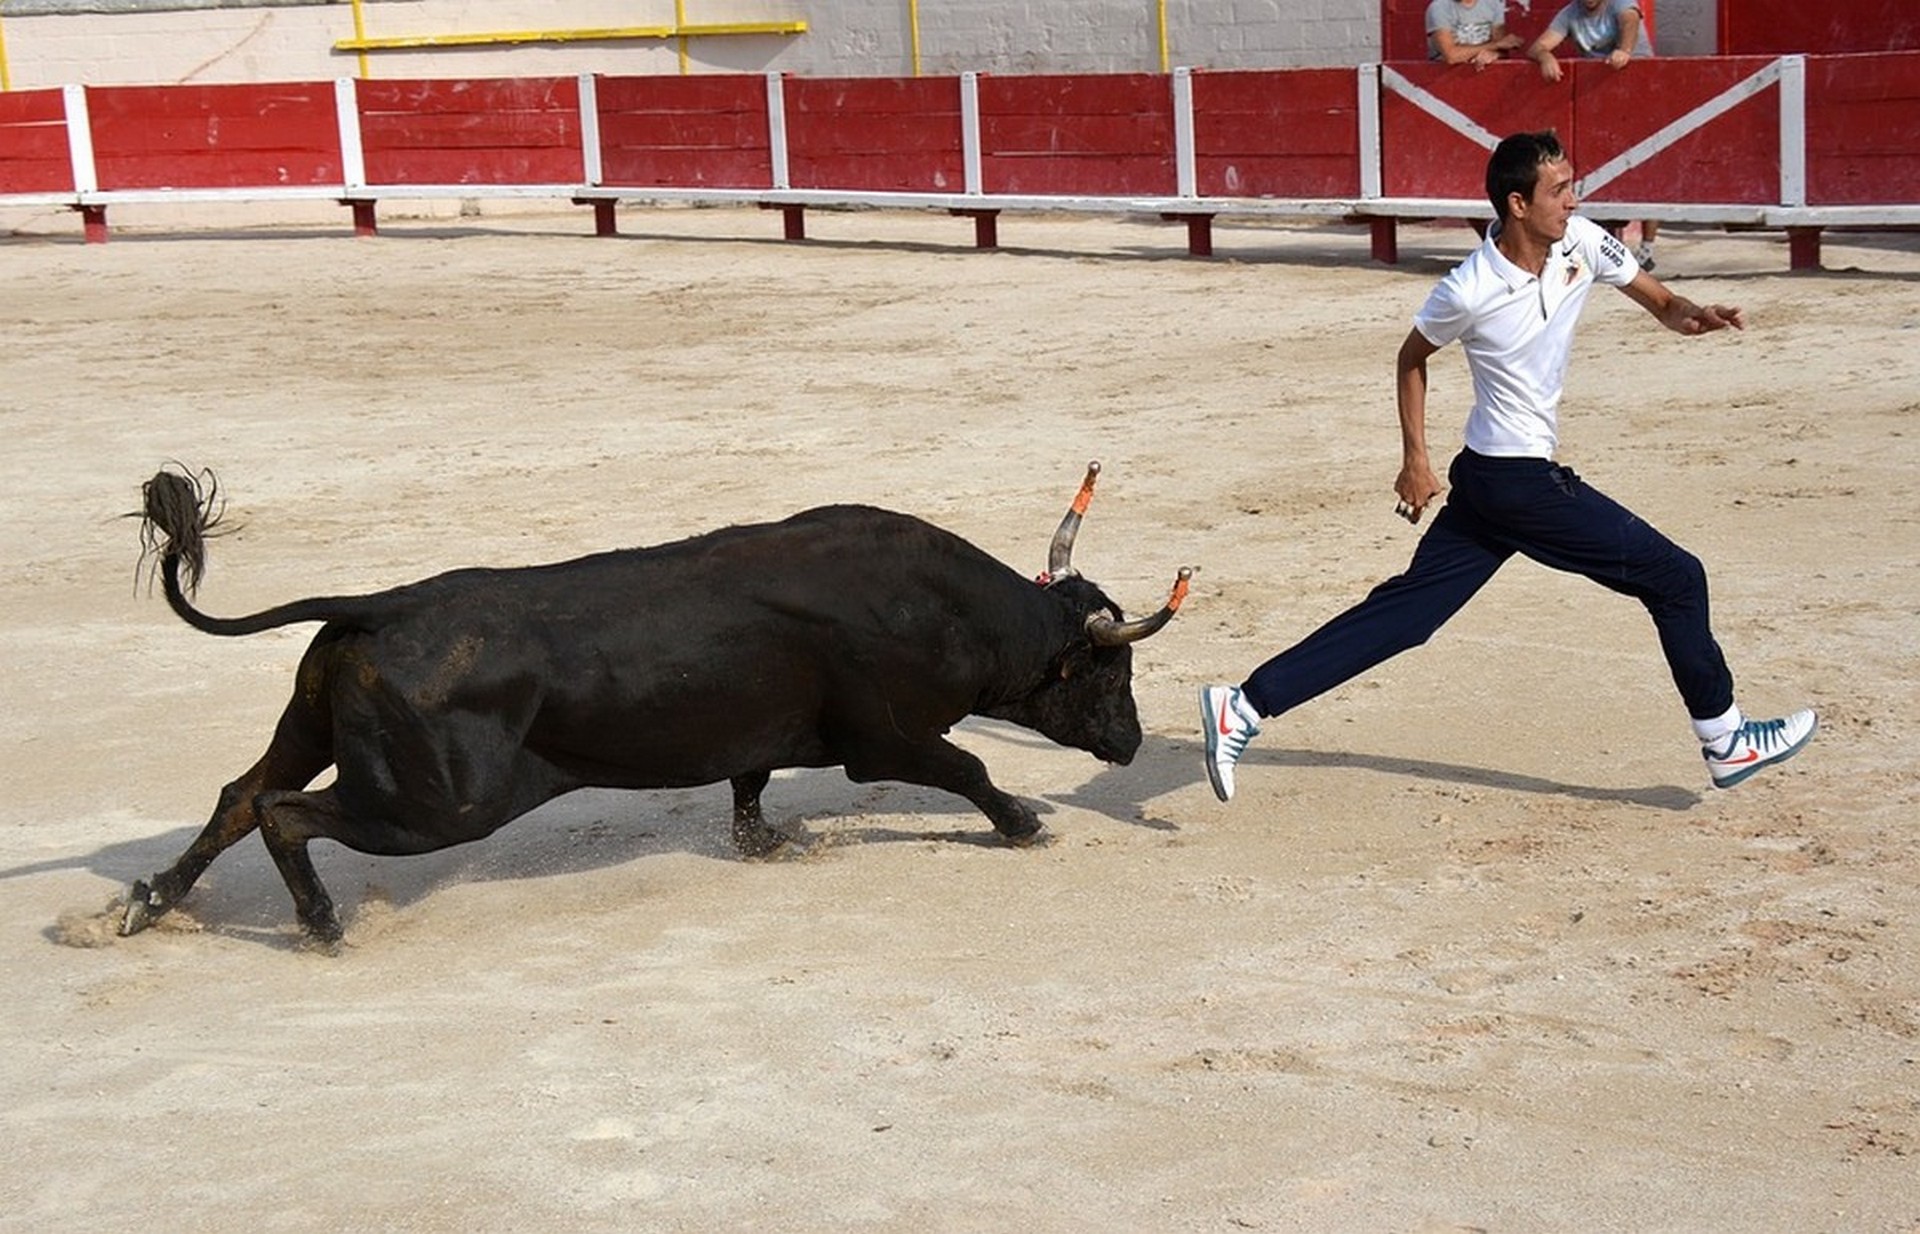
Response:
[1719,749,1760,766]
[1217,697,1235,737]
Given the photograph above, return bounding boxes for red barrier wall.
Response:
[357,78,582,185]
[977,72,1174,196]
[1719,0,1920,54]
[1191,68,1362,198]
[596,75,772,188]
[784,76,964,192]
[0,88,72,194]
[1806,51,1920,204]
[87,82,340,190]
[1379,62,1572,199]
[1379,56,1789,206]
[6,56,1918,249]
[1570,55,1780,205]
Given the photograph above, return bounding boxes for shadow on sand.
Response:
[6,716,1695,950]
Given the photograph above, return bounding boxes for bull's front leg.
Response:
[729,770,789,857]
[844,738,1045,846]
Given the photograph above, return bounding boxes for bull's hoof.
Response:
[296,927,345,957]
[118,880,161,936]
[731,820,791,859]
[298,909,344,953]
[999,823,1050,849]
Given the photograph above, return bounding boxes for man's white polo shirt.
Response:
[1413,214,1638,458]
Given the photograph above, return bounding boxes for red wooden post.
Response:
[576,198,618,237]
[1163,213,1215,257]
[951,208,999,248]
[1786,225,1822,271]
[1369,216,1399,264]
[347,199,378,237]
[78,204,109,244]
[757,201,805,239]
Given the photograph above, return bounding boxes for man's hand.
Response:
[1394,457,1444,524]
[1679,302,1746,335]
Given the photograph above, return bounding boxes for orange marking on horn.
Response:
[1166,566,1193,612]
[1071,460,1100,515]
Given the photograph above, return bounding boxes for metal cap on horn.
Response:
[1045,461,1100,580]
[1087,566,1192,647]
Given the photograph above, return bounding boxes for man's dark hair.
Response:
[1486,130,1566,221]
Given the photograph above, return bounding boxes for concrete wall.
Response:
[0,0,1717,89]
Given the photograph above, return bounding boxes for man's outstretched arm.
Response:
[1622,270,1747,336]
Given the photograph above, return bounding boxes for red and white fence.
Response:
[2,53,1917,267]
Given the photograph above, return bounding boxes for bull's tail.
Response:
[137,467,387,637]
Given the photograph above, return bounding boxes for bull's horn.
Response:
[1087,566,1192,647]
[1046,460,1101,579]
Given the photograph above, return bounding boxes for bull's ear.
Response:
[1054,643,1091,681]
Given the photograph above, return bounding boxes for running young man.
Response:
[1200,130,1815,802]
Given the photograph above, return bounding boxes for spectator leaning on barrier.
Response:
[1528,0,1661,267]
[1426,0,1524,67]
[1198,129,1817,805]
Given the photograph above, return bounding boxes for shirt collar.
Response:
[1483,219,1573,292]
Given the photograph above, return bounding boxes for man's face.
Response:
[1581,0,1605,11]
[1515,156,1579,242]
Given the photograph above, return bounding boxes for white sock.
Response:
[1694,703,1742,746]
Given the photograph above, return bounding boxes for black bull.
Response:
[120,463,1189,945]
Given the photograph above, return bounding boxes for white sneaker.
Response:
[1200,684,1261,802]
[1635,243,1657,272]
[1703,709,1817,788]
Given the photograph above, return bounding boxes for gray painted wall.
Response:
[0,0,1717,88]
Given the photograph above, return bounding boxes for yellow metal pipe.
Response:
[335,21,806,54]
[1157,0,1170,73]
[909,0,922,77]
[0,14,12,92]
[675,0,689,75]
[349,0,370,78]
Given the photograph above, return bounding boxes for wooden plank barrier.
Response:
[0,87,74,196]
[356,77,583,186]
[1719,0,1918,54]
[65,81,345,242]
[1189,68,1362,200]
[595,74,772,189]
[86,82,342,192]
[1805,52,1920,205]
[976,71,1175,197]
[4,55,1917,267]
[783,75,964,193]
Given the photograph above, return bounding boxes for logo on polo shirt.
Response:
[1599,233,1628,269]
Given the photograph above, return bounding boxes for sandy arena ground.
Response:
[2,204,1916,1232]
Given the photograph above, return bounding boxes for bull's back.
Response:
[351,506,1036,787]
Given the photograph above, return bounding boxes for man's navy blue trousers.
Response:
[1240,448,1736,722]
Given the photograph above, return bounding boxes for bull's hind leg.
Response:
[729,770,788,857]
[121,693,332,937]
[254,750,580,946]
[252,789,357,946]
[841,734,1044,845]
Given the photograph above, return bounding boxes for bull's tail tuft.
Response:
[135,465,231,597]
